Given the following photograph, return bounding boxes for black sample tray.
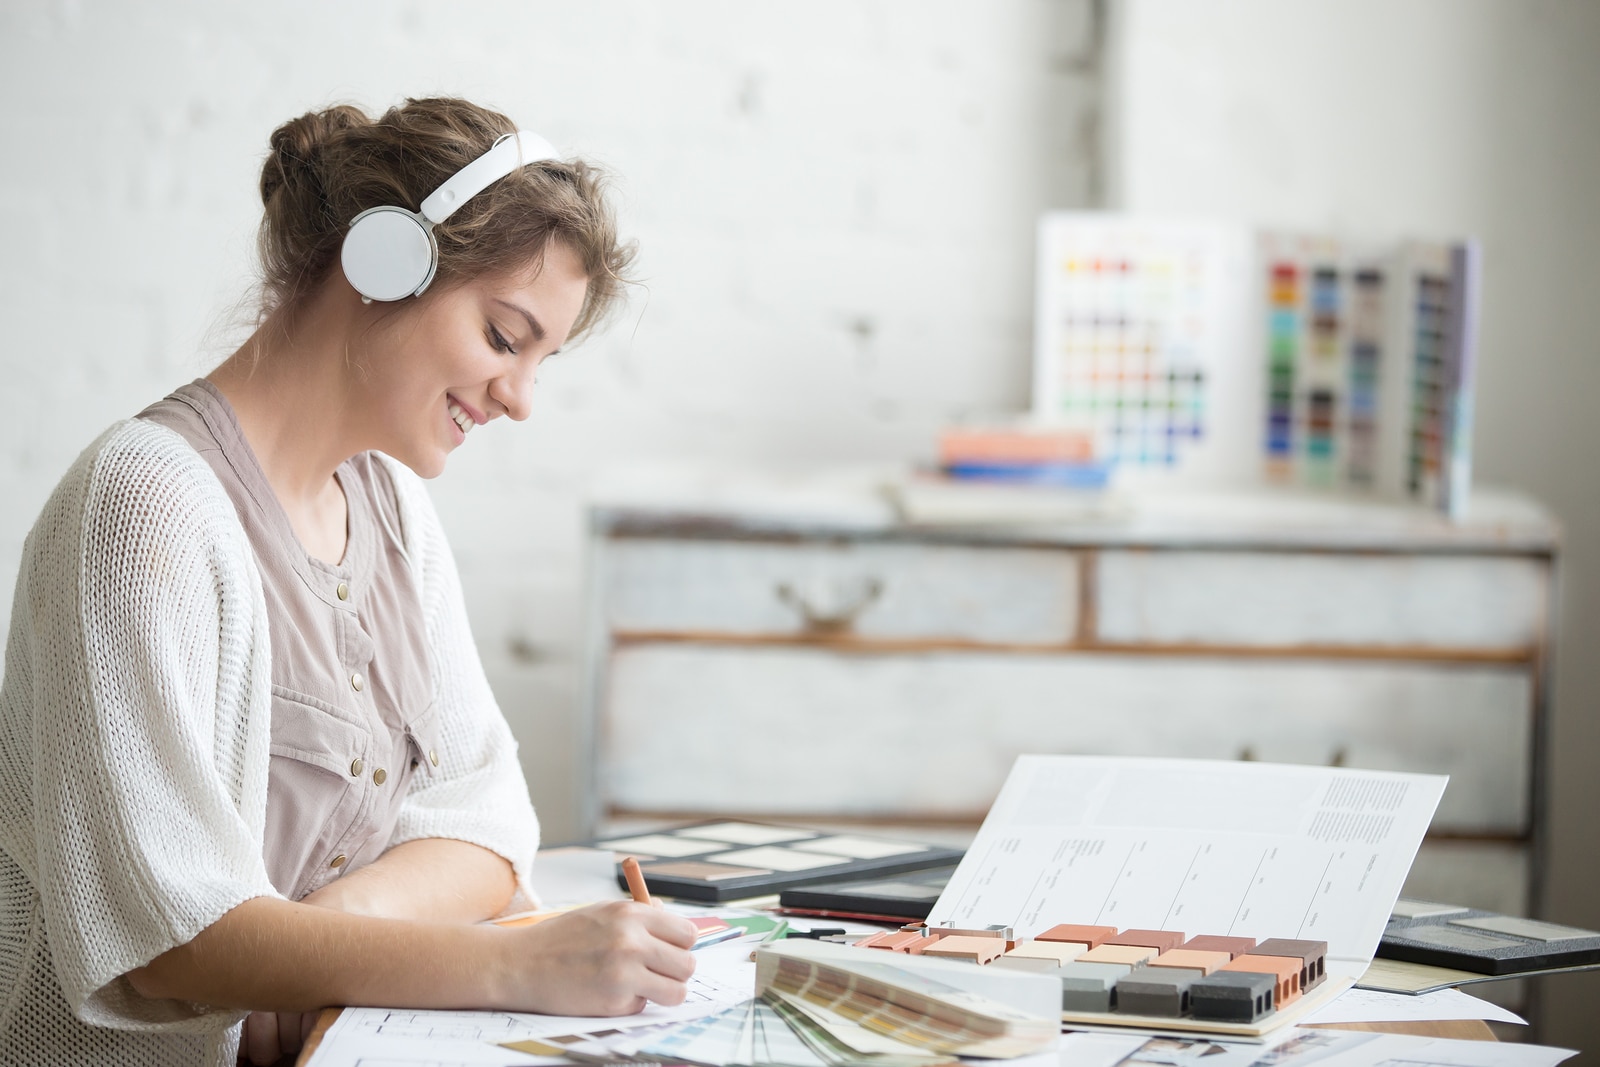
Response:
[585,821,964,903]
[778,865,958,921]
[1378,901,1600,976]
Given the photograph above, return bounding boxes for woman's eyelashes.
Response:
[487,323,518,355]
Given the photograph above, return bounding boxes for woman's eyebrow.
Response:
[494,298,546,343]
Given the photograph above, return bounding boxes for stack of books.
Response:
[936,421,1108,488]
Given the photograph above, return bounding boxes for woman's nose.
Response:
[491,362,536,422]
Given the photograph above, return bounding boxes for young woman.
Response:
[0,97,696,1066]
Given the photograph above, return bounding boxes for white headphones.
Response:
[339,130,558,303]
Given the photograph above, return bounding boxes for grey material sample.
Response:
[1189,970,1276,1023]
[1115,966,1205,1017]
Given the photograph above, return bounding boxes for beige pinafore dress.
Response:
[139,379,444,900]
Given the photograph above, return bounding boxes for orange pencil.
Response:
[620,856,652,905]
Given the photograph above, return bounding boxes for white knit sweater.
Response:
[0,418,540,1066]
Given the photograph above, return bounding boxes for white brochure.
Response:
[926,755,1447,978]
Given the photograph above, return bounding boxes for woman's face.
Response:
[356,241,589,478]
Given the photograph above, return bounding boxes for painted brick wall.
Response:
[0,0,1100,838]
[1109,1,1600,1046]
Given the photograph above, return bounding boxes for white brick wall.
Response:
[1109,1,1600,1046]
[0,0,1100,838]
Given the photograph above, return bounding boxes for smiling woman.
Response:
[0,99,693,1067]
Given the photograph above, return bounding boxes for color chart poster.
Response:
[1032,214,1258,487]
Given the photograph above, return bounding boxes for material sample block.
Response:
[1080,944,1158,967]
[1253,938,1327,990]
[1221,954,1301,1007]
[1115,966,1205,1017]
[1002,940,1086,967]
[1037,924,1116,948]
[1105,928,1186,954]
[1181,935,1257,959]
[1189,970,1276,1023]
[922,934,1006,964]
[1058,961,1131,1012]
[1150,948,1232,976]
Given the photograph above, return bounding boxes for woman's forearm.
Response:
[300,838,518,922]
[126,895,700,1018]
[126,896,512,1012]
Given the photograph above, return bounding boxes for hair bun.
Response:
[259,104,368,208]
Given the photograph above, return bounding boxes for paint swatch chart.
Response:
[925,755,1446,974]
[1258,233,1480,514]
[1029,214,1481,513]
[1032,214,1253,483]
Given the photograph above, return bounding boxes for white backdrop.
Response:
[1108,0,1600,1047]
[0,0,1099,836]
[3,0,1597,1047]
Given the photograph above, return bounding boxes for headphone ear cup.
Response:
[340,207,438,302]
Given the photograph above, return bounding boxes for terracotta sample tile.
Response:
[1105,928,1185,954]
[1150,948,1232,976]
[1036,923,1116,948]
[1182,934,1257,959]
[1253,938,1327,990]
[921,934,1006,964]
[1221,953,1302,1007]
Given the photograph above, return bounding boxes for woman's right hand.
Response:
[503,900,699,1017]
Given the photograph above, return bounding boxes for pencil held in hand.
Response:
[620,856,652,904]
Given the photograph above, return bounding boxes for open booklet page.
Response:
[925,755,1447,973]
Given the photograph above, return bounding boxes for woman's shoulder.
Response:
[40,417,244,549]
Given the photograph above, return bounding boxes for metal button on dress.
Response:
[330,854,347,869]
[350,672,363,692]
[336,581,349,600]
[429,749,439,767]
[350,758,363,777]
[373,768,388,785]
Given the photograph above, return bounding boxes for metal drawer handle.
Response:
[775,578,884,635]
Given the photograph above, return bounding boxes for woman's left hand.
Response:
[237,839,518,1064]
[239,1007,318,1066]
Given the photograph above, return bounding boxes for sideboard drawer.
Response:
[1096,551,1548,651]
[601,645,1531,833]
[603,539,1079,644]
[1405,840,1530,918]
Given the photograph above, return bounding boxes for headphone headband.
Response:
[341,129,558,303]
[420,131,558,223]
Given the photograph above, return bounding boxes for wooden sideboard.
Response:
[579,467,1559,927]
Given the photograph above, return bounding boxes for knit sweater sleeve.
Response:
[375,455,540,901]
[10,420,279,1029]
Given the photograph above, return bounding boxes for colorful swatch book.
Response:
[1259,233,1481,515]
[755,939,1057,1059]
[1032,214,1254,487]
[504,939,1056,1066]
[512,995,963,1067]
[1031,213,1482,515]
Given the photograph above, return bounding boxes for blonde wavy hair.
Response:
[256,97,634,342]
